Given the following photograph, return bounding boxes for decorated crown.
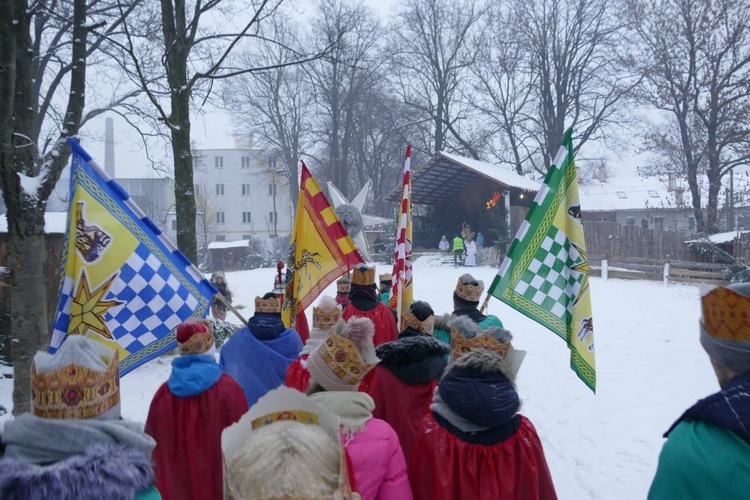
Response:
[702,286,750,341]
[317,334,377,386]
[450,330,510,360]
[255,295,281,314]
[313,305,342,330]
[352,265,375,286]
[455,275,484,302]
[337,274,352,294]
[32,350,120,420]
[177,318,215,355]
[379,273,392,284]
[402,310,435,335]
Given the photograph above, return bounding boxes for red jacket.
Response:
[409,413,557,500]
[369,366,437,464]
[146,372,248,500]
[284,354,311,392]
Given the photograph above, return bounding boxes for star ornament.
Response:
[327,180,389,262]
[68,269,123,340]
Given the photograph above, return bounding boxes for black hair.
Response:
[263,292,277,300]
[409,300,434,321]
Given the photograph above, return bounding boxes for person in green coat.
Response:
[379,272,392,305]
[433,274,504,345]
[649,283,750,500]
[451,234,465,267]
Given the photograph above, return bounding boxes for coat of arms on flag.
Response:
[282,162,364,329]
[487,128,596,392]
[51,139,217,375]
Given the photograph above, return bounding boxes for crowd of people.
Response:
[1,264,749,499]
[440,223,484,268]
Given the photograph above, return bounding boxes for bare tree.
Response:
[390,0,487,158]
[222,16,314,208]
[307,0,384,197]
[630,0,750,233]
[0,0,142,413]
[511,0,637,174]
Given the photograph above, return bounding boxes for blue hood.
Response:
[167,355,223,397]
[248,314,287,340]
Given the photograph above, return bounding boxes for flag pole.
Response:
[479,292,491,314]
[215,293,248,327]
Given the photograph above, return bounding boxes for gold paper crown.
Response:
[178,322,215,356]
[255,295,281,314]
[455,277,484,302]
[402,310,435,335]
[702,287,750,342]
[379,273,392,284]
[450,330,510,360]
[318,334,377,385]
[337,274,352,294]
[313,305,342,330]
[352,266,375,286]
[32,351,120,420]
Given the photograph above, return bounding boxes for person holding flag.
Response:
[342,265,398,347]
[433,274,504,345]
[484,128,596,392]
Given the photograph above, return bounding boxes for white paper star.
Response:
[327,180,389,262]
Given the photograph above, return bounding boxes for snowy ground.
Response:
[0,255,717,499]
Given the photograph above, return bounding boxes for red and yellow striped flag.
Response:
[388,145,413,328]
[282,162,364,329]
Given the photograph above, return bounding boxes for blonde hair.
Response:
[225,421,341,499]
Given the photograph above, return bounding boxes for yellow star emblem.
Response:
[68,269,123,340]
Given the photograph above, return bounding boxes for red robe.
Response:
[285,354,311,392]
[368,366,437,465]
[145,374,248,500]
[341,302,398,346]
[409,413,557,500]
[295,311,310,344]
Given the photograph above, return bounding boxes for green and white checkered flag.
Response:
[487,128,596,392]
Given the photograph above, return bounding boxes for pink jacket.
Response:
[343,418,413,500]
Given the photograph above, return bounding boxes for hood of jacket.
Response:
[0,443,153,500]
[248,313,287,340]
[438,364,520,428]
[167,355,223,397]
[376,335,449,384]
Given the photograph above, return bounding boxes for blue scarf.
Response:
[167,355,222,397]
[666,370,750,442]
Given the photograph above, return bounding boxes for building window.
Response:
[194,184,201,196]
[688,217,695,230]
[215,235,226,242]
[242,234,252,240]
[241,156,251,168]
[171,220,177,230]
[269,211,277,223]
[268,156,277,169]
[625,217,635,226]
[242,212,252,223]
[268,183,277,196]
[641,219,648,229]
[216,212,225,224]
[616,191,627,199]
[215,156,223,168]
[648,190,660,198]
[216,184,224,196]
[242,184,251,195]
[654,217,664,230]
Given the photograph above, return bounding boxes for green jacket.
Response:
[138,487,162,500]
[433,314,504,345]
[452,237,464,252]
[380,291,391,305]
[648,420,750,500]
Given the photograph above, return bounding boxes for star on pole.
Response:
[327,180,389,262]
[68,269,123,340]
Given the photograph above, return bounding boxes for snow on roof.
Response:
[439,152,542,192]
[208,239,250,250]
[577,176,689,212]
[0,211,68,234]
[685,230,750,245]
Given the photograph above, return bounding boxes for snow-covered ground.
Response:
[0,255,716,499]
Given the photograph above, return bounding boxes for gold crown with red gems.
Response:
[352,265,375,286]
[313,305,342,329]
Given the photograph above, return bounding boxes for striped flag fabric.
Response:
[51,139,217,375]
[282,162,364,329]
[487,129,596,392]
[388,145,414,327]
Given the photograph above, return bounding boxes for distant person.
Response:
[439,235,450,254]
[452,234,465,267]
[433,274,504,345]
[209,296,238,347]
[464,237,477,267]
[146,318,247,500]
[649,283,750,499]
[336,273,352,308]
[476,231,485,249]
[342,265,398,347]
[379,273,393,305]
[211,270,233,303]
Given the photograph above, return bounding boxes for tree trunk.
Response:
[170,93,197,263]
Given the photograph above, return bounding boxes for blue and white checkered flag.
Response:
[51,139,217,375]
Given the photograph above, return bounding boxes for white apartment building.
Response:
[178,140,293,246]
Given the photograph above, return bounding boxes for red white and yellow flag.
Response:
[388,145,414,327]
[282,162,364,329]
